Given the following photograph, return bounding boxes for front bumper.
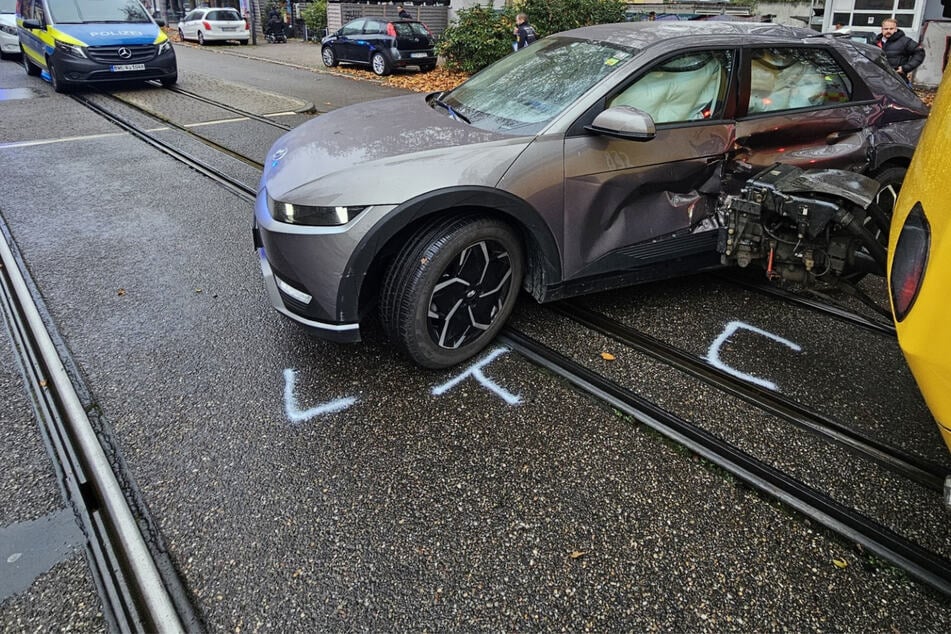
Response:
[253,191,380,343]
[255,245,362,343]
[0,29,19,55]
[52,46,177,85]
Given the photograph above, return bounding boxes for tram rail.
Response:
[500,327,951,598]
[153,83,298,130]
[552,301,947,492]
[71,93,258,202]
[0,219,199,633]
[717,273,897,337]
[60,86,951,604]
[84,91,268,173]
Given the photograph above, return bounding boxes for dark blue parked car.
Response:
[321,17,436,76]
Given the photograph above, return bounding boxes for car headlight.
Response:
[0,24,17,36]
[158,40,173,54]
[268,193,366,226]
[55,41,88,59]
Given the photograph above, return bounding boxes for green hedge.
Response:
[301,0,327,37]
[437,0,626,73]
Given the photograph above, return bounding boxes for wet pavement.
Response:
[0,312,104,630]
[1,41,950,631]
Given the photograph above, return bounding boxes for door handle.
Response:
[826,129,862,144]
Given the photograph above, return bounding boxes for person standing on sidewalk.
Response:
[874,17,925,84]
[513,13,537,50]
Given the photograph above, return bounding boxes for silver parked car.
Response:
[253,21,927,368]
[178,7,249,46]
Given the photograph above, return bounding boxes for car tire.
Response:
[160,72,178,87]
[869,165,906,240]
[371,51,391,76]
[47,57,68,93]
[240,38,249,45]
[321,46,338,68]
[198,31,206,45]
[840,165,907,281]
[178,28,186,42]
[420,63,435,72]
[380,215,524,369]
[22,48,40,76]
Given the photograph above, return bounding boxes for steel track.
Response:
[157,84,296,130]
[71,93,257,202]
[554,301,948,491]
[0,218,200,632]
[716,272,897,336]
[500,327,951,598]
[68,84,951,602]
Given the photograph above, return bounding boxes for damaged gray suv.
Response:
[253,21,927,368]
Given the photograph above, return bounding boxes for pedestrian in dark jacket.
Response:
[874,18,925,81]
[513,13,537,50]
[397,5,412,19]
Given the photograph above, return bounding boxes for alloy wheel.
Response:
[426,239,513,350]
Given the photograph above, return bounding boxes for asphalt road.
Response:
[1,42,950,631]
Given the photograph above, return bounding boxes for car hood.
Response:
[50,23,165,46]
[262,94,532,207]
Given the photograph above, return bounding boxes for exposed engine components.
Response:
[718,163,887,284]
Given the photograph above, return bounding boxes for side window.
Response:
[21,0,39,21]
[183,10,199,21]
[341,19,365,36]
[608,50,733,124]
[747,47,853,114]
[363,20,383,35]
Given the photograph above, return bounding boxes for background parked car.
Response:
[321,17,436,76]
[179,8,250,46]
[0,0,20,60]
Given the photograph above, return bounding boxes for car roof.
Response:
[359,18,422,24]
[559,20,825,50]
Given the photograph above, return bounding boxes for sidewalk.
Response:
[174,36,469,93]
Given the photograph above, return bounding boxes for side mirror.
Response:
[586,105,656,141]
[155,18,166,27]
[22,17,43,30]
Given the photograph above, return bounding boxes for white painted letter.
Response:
[706,321,801,391]
[432,347,521,405]
[283,368,358,424]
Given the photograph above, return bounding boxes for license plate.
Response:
[410,52,428,58]
[222,27,237,31]
[111,63,145,72]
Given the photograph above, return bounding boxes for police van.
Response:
[17,0,177,92]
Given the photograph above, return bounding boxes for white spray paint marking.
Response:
[432,347,522,405]
[706,321,802,391]
[283,368,358,423]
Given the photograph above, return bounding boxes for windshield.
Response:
[48,0,152,23]
[0,0,16,14]
[441,36,635,135]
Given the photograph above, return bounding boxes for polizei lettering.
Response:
[89,30,146,37]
